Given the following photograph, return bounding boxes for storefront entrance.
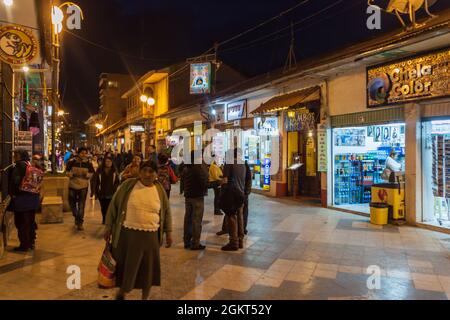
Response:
[422,119,450,229]
[332,123,406,214]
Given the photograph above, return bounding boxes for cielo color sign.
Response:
[367,48,450,108]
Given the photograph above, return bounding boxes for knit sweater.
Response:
[105,178,172,248]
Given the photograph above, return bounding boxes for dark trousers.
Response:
[69,188,88,225]
[99,198,112,224]
[183,197,204,247]
[225,206,244,247]
[165,189,171,199]
[14,210,36,249]
[243,195,249,232]
[213,185,221,214]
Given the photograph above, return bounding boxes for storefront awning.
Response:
[96,119,127,137]
[251,86,321,115]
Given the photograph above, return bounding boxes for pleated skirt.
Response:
[113,227,161,292]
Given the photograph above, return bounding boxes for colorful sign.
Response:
[284,109,316,132]
[190,63,212,94]
[263,157,271,190]
[367,48,450,107]
[0,25,38,66]
[317,129,327,172]
[226,100,246,122]
[15,131,33,156]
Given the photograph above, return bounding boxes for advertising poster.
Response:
[263,157,271,190]
[226,100,246,122]
[306,137,316,177]
[317,129,327,172]
[15,131,33,156]
[190,63,212,94]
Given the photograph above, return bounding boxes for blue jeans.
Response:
[183,197,204,247]
[69,188,88,225]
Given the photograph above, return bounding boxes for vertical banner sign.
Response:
[306,137,316,177]
[190,63,212,94]
[317,129,327,172]
[263,157,271,190]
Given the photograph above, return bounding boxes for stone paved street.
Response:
[1,189,450,300]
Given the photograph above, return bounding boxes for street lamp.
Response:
[95,123,103,130]
[140,95,148,103]
[147,97,156,106]
[57,110,65,116]
[22,65,29,73]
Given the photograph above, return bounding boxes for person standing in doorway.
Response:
[92,157,120,224]
[66,147,95,231]
[104,161,172,300]
[182,151,208,250]
[8,150,43,251]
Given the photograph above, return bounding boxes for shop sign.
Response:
[226,100,247,122]
[367,48,450,107]
[317,129,327,172]
[284,109,316,132]
[130,125,145,133]
[190,63,212,94]
[15,131,33,156]
[254,117,279,136]
[0,25,38,66]
[263,157,271,190]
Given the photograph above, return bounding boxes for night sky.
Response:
[60,0,450,121]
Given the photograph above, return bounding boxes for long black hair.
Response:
[99,157,118,175]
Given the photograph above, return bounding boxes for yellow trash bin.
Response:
[370,202,389,225]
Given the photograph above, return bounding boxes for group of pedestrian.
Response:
[179,148,252,252]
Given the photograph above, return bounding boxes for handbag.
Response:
[97,243,116,289]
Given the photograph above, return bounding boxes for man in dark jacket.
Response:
[182,151,208,250]
[8,149,41,251]
[66,147,95,230]
[221,148,247,251]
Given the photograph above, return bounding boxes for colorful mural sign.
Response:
[0,25,38,66]
[190,63,212,94]
[367,48,450,107]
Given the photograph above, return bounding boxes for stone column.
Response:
[404,103,422,225]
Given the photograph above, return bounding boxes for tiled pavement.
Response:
[1,189,450,300]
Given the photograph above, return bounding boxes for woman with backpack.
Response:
[8,150,43,252]
[157,153,177,199]
[92,157,120,224]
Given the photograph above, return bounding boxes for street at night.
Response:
[1,0,450,310]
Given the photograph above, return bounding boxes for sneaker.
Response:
[77,224,84,231]
[191,244,206,251]
[216,230,227,236]
[221,243,238,251]
[184,243,191,249]
[13,246,30,252]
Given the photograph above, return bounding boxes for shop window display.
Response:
[332,123,405,213]
[422,120,450,229]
